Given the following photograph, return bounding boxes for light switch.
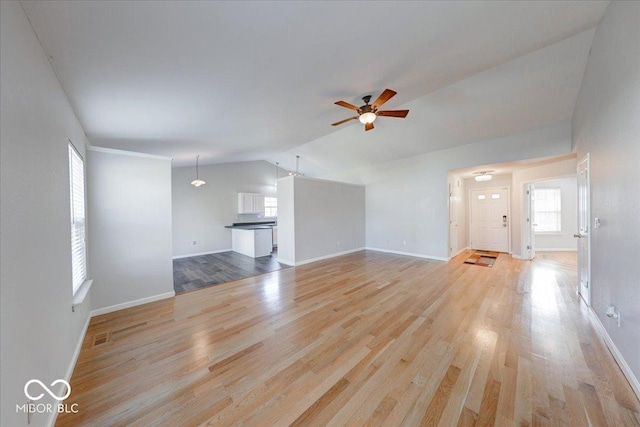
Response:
[594,217,601,229]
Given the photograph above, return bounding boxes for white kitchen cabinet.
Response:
[231,228,272,258]
[238,193,265,214]
[272,226,278,247]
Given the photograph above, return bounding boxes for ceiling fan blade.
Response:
[331,116,358,126]
[377,110,409,118]
[335,100,359,111]
[365,122,374,131]
[372,89,397,110]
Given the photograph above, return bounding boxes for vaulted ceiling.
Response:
[21,1,608,173]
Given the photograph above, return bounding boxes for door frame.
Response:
[468,186,511,253]
[577,154,591,306]
[522,183,536,260]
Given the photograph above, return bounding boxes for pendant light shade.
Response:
[275,162,279,186]
[191,155,206,187]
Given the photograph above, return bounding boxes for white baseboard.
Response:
[48,312,92,427]
[294,248,366,266]
[276,258,295,266]
[365,247,448,262]
[172,249,231,260]
[535,248,577,252]
[91,291,175,317]
[511,254,526,260]
[589,307,640,400]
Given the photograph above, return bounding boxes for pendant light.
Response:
[288,155,304,177]
[191,155,206,187]
[275,162,279,186]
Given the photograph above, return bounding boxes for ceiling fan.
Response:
[331,89,409,131]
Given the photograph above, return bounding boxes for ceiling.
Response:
[21,1,608,173]
[450,153,577,179]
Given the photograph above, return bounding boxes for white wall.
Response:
[533,177,577,251]
[512,157,577,257]
[172,161,285,257]
[87,148,174,311]
[0,2,92,426]
[572,1,640,388]
[277,176,365,265]
[328,123,573,260]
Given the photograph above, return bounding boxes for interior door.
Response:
[449,182,459,256]
[470,188,509,252]
[576,155,591,305]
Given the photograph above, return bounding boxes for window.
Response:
[69,143,86,293]
[533,188,561,232]
[477,194,486,200]
[264,197,277,217]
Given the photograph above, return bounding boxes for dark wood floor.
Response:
[173,250,290,294]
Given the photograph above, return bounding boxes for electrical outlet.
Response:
[337,240,340,246]
[403,240,407,246]
[191,241,197,246]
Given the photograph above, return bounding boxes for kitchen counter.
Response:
[225,224,274,230]
[224,221,276,230]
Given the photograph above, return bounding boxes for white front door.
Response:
[577,155,591,305]
[470,188,510,252]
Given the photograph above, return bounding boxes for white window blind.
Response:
[264,197,277,217]
[69,143,86,293]
[533,188,561,232]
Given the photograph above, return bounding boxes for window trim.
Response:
[69,141,88,297]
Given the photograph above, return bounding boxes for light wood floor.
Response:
[58,251,640,426]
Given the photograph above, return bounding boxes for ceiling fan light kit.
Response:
[358,112,376,124]
[332,89,409,131]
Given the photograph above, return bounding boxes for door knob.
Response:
[573,234,582,238]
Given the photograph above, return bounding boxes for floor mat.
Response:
[464,250,500,267]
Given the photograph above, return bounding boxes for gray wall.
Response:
[277,176,365,265]
[0,2,93,425]
[533,177,577,251]
[329,123,573,260]
[87,148,174,311]
[172,161,285,257]
[572,1,640,382]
